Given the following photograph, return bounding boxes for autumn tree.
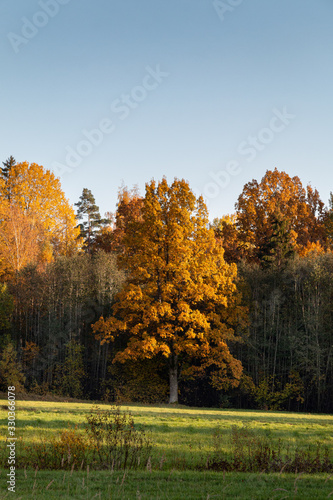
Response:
[324,192,333,249]
[93,178,243,403]
[235,168,325,260]
[0,203,40,276]
[92,185,144,254]
[211,214,250,263]
[0,162,80,276]
[111,185,144,253]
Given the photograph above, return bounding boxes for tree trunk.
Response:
[169,354,178,403]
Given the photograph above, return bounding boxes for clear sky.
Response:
[1,0,332,221]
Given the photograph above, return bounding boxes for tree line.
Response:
[1,158,333,412]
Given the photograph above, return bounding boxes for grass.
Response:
[1,399,333,497]
[1,469,333,499]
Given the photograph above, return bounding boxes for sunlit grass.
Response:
[1,399,333,471]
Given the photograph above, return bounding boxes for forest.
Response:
[1,157,333,413]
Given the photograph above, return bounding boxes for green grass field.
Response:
[1,399,333,498]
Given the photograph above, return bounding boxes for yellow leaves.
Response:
[0,203,40,274]
[92,315,121,343]
[0,162,80,276]
[297,240,326,257]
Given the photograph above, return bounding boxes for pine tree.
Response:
[75,188,109,253]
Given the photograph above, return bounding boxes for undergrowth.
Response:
[11,405,152,470]
[205,424,333,473]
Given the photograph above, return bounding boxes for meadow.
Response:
[1,399,333,498]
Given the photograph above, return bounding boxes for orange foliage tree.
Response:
[93,178,243,403]
[92,186,143,254]
[0,162,80,276]
[235,168,325,260]
[211,214,252,263]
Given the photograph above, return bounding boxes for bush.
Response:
[85,405,152,469]
[22,426,87,470]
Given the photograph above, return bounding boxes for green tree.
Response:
[0,284,14,348]
[75,188,109,253]
[93,178,243,403]
[1,156,16,179]
[0,342,25,392]
[0,284,14,330]
[259,213,296,269]
[54,340,85,398]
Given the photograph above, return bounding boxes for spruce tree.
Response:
[2,156,16,178]
[259,213,295,269]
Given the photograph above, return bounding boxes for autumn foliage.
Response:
[0,162,80,276]
[235,168,325,261]
[3,161,333,411]
[93,178,244,402]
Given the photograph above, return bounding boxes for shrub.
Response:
[85,405,152,469]
[22,425,87,470]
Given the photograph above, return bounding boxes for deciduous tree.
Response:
[235,168,325,260]
[0,162,80,276]
[93,178,243,403]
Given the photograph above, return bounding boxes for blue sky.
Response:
[1,0,332,221]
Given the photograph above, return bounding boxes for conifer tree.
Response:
[1,156,16,179]
[259,213,296,269]
[75,188,109,253]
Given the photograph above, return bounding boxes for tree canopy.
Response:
[235,168,325,261]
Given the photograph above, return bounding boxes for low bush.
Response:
[85,405,152,469]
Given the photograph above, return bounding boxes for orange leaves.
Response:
[235,168,325,260]
[92,315,120,343]
[297,240,326,257]
[0,162,80,276]
[92,177,244,393]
